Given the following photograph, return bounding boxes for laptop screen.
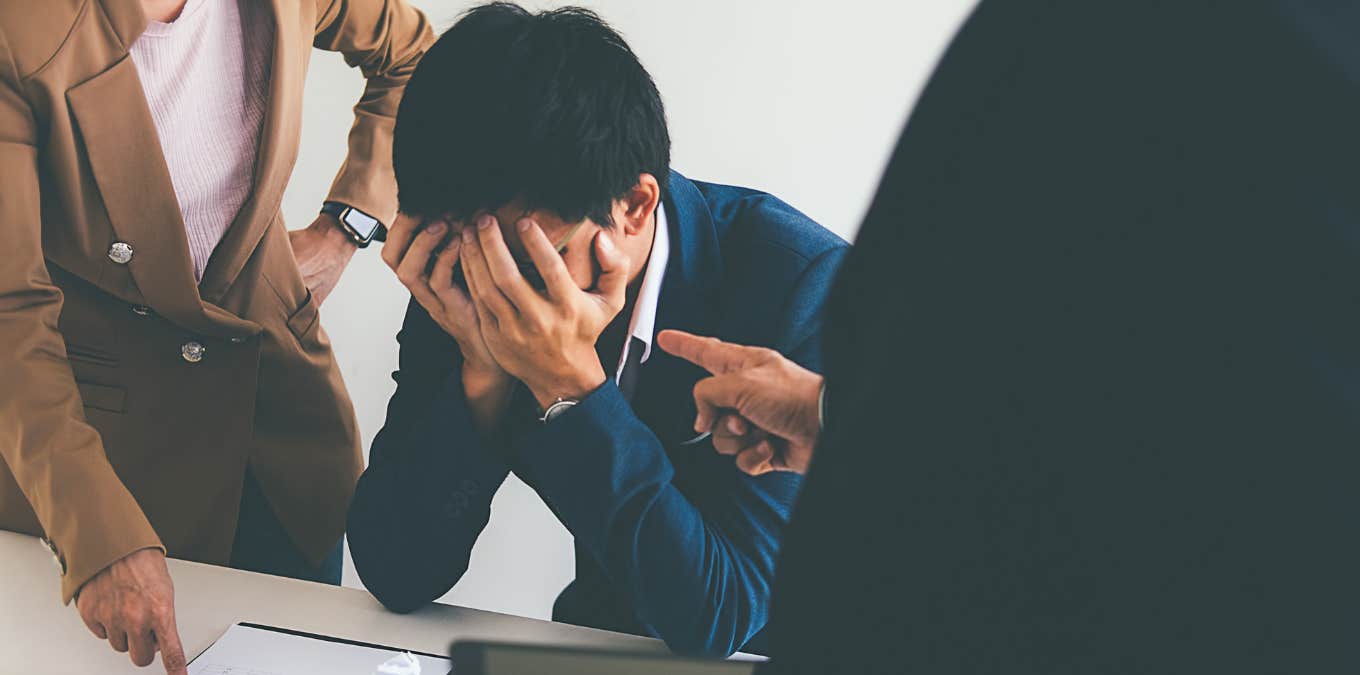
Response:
[450,642,758,675]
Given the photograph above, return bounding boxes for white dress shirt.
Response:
[614,205,671,384]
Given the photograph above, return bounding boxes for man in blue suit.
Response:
[347,3,847,657]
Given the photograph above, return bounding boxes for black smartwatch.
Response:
[321,201,387,248]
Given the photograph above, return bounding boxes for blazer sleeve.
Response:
[506,247,847,657]
[346,300,512,613]
[312,0,435,225]
[0,31,163,605]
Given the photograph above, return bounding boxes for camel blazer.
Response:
[0,0,433,602]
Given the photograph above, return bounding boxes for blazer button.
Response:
[181,341,206,363]
[108,242,134,264]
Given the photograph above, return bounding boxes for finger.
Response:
[590,229,630,310]
[477,214,541,310]
[406,272,445,322]
[712,413,765,443]
[153,610,188,675]
[76,592,107,639]
[460,224,517,321]
[381,212,424,271]
[724,414,748,437]
[108,627,130,653]
[78,607,108,640]
[395,219,447,287]
[692,376,743,433]
[518,218,579,300]
[712,414,768,457]
[658,330,761,375]
[128,623,157,668]
[428,228,462,290]
[430,235,474,317]
[711,430,747,457]
[735,440,777,476]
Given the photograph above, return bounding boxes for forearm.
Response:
[314,0,435,225]
[511,383,792,656]
[348,374,509,612]
[1,65,162,602]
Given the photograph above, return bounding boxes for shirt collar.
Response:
[614,205,670,383]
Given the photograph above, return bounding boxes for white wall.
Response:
[282,0,977,620]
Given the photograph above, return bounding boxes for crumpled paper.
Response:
[375,651,422,675]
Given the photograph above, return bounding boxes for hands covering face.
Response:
[385,211,630,410]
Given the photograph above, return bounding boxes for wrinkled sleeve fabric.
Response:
[0,29,162,605]
[313,0,434,225]
[346,300,510,613]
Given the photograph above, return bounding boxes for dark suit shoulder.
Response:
[690,179,848,361]
[693,179,847,265]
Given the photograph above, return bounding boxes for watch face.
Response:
[541,399,578,424]
[343,208,382,240]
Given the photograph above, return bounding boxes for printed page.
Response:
[189,623,450,675]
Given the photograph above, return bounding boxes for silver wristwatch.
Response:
[539,398,579,424]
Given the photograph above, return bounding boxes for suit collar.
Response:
[86,0,304,321]
[626,170,724,446]
[100,0,149,51]
[659,170,723,302]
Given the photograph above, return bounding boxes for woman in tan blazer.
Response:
[0,0,433,671]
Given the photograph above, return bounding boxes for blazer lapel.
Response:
[629,172,726,447]
[66,54,206,331]
[199,0,303,303]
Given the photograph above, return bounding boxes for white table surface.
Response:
[0,530,665,674]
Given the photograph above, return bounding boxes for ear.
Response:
[614,173,662,236]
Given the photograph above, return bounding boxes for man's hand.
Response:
[75,548,187,675]
[385,213,514,432]
[657,330,823,475]
[385,214,504,376]
[289,213,358,306]
[460,213,629,409]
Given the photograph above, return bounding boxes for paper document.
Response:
[189,622,450,675]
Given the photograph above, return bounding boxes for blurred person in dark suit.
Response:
[663,0,1359,671]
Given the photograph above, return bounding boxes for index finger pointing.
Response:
[153,612,188,675]
[658,330,755,375]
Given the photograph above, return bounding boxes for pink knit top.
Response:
[129,0,273,281]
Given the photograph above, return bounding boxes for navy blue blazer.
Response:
[347,171,847,656]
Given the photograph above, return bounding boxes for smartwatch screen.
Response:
[343,208,382,240]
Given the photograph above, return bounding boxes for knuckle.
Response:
[525,316,548,335]
[121,608,148,628]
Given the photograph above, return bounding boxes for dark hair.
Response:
[392,2,670,226]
